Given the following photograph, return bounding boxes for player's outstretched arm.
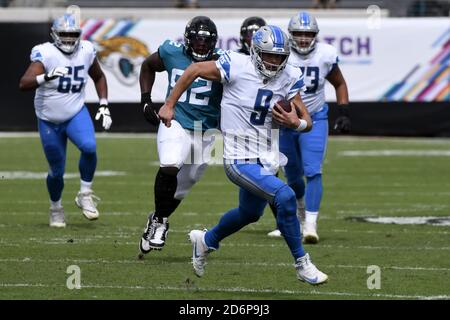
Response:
[89,58,112,130]
[327,66,350,133]
[140,52,166,125]
[158,61,221,127]
[19,62,68,91]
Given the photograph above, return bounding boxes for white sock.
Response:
[80,179,93,193]
[50,199,62,209]
[305,211,318,224]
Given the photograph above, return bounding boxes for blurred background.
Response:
[0,0,448,135]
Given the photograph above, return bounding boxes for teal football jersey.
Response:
[158,40,223,131]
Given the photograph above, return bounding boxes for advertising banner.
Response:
[81,17,449,103]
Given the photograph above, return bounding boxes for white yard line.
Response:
[3,221,449,236]
[0,282,448,300]
[2,238,450,251]
[339,150,450,157]
[0,170,125,180]
[5,209,450,226]
[2,133,450,144]
[1,257,450,273]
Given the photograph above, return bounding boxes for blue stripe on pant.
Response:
[204,160,306,260]
[38,106,97,201]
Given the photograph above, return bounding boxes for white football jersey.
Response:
[30,41,96,123]
[288,42,338,115]
[216,51,305,160]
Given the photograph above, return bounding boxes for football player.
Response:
[19,13,112,228]
[159,26,328,285]
[267,12,350,243]
[237,16,266,55]
[138,16,223,254]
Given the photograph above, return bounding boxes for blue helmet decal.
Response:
[268,25,285,49]
[53,13,77,30]
[299,12,310,26]
[252,29,264,45]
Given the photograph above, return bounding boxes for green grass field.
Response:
[1,134,449,300]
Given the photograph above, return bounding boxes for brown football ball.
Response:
[275,100,292,112]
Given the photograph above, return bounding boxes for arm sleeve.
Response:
[215,50,234,84]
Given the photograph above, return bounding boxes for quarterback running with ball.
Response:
[159,25,328,285]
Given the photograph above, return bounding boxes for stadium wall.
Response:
[2,13,449,136]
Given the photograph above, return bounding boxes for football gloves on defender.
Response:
[141,92,160,126]
[44,66,69,81]
[333,104,351,134]
[95,105,112,130]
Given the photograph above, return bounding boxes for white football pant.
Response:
[157,120,215,200]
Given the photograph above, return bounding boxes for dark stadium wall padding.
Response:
[1,23,51,130]
[2,101,449,137]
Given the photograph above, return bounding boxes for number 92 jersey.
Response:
[288,42,338,115]
[30,40,96,123]
[159,40,223,131]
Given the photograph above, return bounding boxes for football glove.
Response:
[333,104,351,134]
[44,67,69,81]
[95,105,112,130]
[141,92,160,126]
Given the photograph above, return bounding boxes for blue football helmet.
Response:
[250,25,290,79]
[288,11,320,55]
[51,13,82,54]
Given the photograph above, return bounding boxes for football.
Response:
[276,100,292,112]
[275,99,292,112]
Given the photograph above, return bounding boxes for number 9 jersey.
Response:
[30,40,96,123]
[216,50,305,160]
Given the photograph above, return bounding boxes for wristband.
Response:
[99,98,108,106]
[296,119,308,132]
[36,74,46,85]
[141,92,152,104]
